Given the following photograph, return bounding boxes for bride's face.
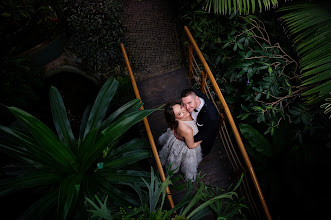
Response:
[173,104,189,120]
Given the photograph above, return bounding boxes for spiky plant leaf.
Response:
[49,86,77,151]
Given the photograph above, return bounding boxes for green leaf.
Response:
[77,127,100,170]
[49,86,77,151]
[83,109,154,171]
[102,150,151,171]
[8,107,76,169]
[85,195,113,220]
[279,3,331,102]
[58,174,82,220]
[268,66,273,74]
[0,126,61,168]
[254,93,261,101]
[103,170,149,185]
[83,77,119,140]
[187,192,237,219]
[0,173,60,197]
[99,99,143,131]
[79,104,92,140]
[239,123,272,157]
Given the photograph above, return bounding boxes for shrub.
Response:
[64,0,125,73]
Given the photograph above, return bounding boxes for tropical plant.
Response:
[0,77,155,219]
[202,0,279,15]
[197,0,331,104]
[86,167,246,220]
[278,2,331,104]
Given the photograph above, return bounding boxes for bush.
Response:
[64,0,125,73]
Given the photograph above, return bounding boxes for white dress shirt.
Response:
[191,97,205,121]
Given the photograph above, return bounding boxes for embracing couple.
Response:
[158,88,220,181]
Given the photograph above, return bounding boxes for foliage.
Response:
[64,0,125,74]
[86,167,246,220]
[320,93,331,119]
[0,77,155,219]
[0,0,63,56]
[180,4,315,139]
[278,2,331,103]
[86,195,114,220]
[202,0,279,15]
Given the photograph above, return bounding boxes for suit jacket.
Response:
[193,89,220,145]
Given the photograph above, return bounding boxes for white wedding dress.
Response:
[158,120,203,181]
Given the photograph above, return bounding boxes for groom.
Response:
[181,88,220,156]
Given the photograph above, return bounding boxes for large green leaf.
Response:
[49,86,77,152]
[102,150,151,171]
[0,125,66,170]
[8,107,76,169]
[99,99,143,131]
[239,123,272,157]
[82,77,119,140]
[76,127,99,169]
[82,109,154,171]
[79,104,92,140]
[102,170,150,186]
[107,138,149,158]
[0,173,60,197]
[187,192,237,219]
[58,174,82,220]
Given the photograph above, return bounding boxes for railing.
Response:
[184,26,272,220]
[120,43,175,209]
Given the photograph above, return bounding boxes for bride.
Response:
[158,102,203,181]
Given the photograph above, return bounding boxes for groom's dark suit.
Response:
[193,89,220,156]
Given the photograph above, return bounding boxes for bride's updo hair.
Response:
[164,102,179,130]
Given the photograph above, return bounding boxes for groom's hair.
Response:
[164,102,179,130]
[181,88,196,98]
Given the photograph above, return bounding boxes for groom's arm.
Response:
[193,113,209,142]
[194,115,219,142]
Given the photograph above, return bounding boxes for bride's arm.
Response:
[177,122,202,149]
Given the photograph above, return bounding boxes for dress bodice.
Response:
[180,120,199,136]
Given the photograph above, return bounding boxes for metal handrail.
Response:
[184,26,272,220]
[120,43,175,209]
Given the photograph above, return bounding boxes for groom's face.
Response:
[182,94,199,113]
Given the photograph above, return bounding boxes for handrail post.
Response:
[201,70,207,94]
[183,26,272,220]
[188,43,193,80]
[120,43,175,209]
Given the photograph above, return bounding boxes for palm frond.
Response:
[279,3,331,102]
[203,0,278,15]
